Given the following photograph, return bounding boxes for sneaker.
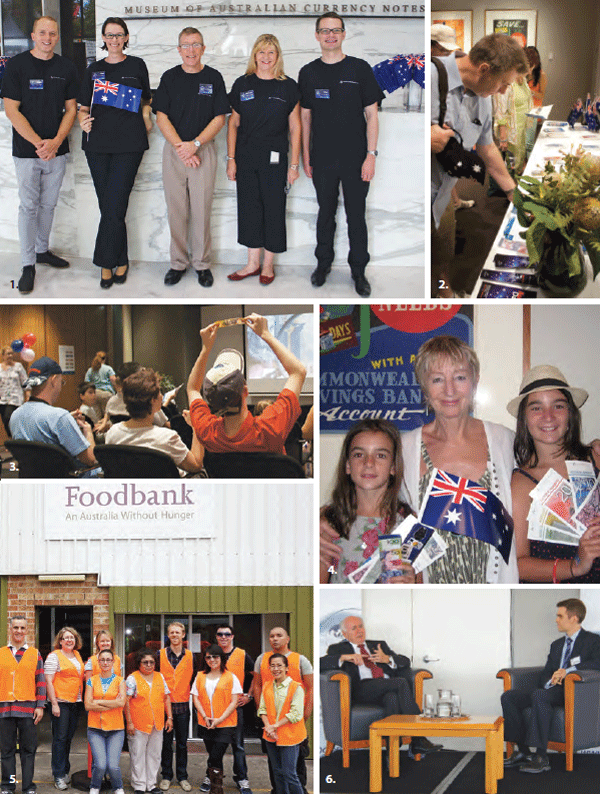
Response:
[199,778,211,793]
[113,789,125,794]
[179,782,192,792]
[159,782,171,791]
[519,754,551,774]
[89,789,100,794]
[237,781,252,794]
[18,266,35,294]
[54,780,68,791]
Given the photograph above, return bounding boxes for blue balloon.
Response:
[11,339,24,352]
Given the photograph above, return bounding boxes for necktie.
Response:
[358,644,383,678]
[561,636,573,669]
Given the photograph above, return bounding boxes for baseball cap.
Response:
[202,349,245,416]
[24,356,62,389]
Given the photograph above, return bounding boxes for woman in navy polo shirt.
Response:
[78,17,152,289]
[226,34,301,285]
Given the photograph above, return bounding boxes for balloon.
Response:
[21,348,35,363]
[22,333,36,347]
[11,339,24,352]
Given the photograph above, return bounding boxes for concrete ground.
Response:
[20,720,313,794]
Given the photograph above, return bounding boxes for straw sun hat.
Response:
[506,365,588,418]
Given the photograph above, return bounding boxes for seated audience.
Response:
[9,356,99,473]
[106,368,204,475]
[95,362,170,436]
[187,313,306,454]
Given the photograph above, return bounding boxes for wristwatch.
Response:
[194,139,202,148]
[367,150,378,156]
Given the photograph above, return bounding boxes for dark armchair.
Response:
[93,444,181,478]
[497,666,600,770]
[321,667,433,767]
[5,439,80,478]
[203,450,305,478]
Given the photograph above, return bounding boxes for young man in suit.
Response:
[501,598,600,773]
[320,615,441,756]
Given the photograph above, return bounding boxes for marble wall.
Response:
[0,14,424,268]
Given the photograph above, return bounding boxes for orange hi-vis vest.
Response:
[129,671,166,733]
[261,652,303,687]
[262,679,306,746]
[160,648,193,703]
[225,647,246,689]
[87,675,124,731]
[90,654,122,677]
[53,650,84,702]
[194,671,237,728]
[0,646,38,702]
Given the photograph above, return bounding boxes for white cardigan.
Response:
[401,421,518,584]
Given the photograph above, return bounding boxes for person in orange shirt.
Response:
[84,630,122,682]
[0,615,46,794]
[258,654,306,794]
[186,313,306,456]
[192,645,241,794]
[125,650,173,794]
[84,649,126,794]
[44,627,85,790]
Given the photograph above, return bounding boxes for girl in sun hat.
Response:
[509,364,600,583]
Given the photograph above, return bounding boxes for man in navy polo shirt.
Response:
[1,16,78,294]
[299,13,383,297]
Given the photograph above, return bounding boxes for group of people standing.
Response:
[0,616,313,794]
[2,11,383,296]
[320,335,600,584]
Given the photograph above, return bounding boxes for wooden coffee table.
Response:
[369,714,504,794]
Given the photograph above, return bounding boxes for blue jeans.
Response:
[51,702,82,779]
[87,728,124,790]
[264,743,302,794]
[231,707,248,781]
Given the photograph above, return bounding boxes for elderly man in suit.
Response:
[502,598,600,773]
[320,615,441,757]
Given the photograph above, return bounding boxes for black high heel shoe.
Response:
[100,269,114,289]
[113,264,129,284]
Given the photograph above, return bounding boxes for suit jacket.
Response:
[539,628,600,687]
[320,640,411,687]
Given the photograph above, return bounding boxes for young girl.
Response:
[319,419,414,584]
[509,365,600,582]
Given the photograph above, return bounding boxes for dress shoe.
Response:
[113,263,129,284]
[504,750,530,768]
[353,273,371,297]
[519,754,550,773]
[408,737,443,758]
[36,250,69,268]
[164,268,186,286]
[197,269,214,287]
[100,269,114,289]
[228,267,261,281]
[311,264,331,287]
[18,266,36,294]
[259,272,275,285]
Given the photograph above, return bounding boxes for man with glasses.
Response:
[0,616,46,794]
[253,627,313,794]
[153,27,229,288]
[1,16,78,294]
[208,625,255,794]
[299,12,383,297]
[9,356,99,473]
[156,622,197,792]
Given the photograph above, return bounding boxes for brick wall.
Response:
[6,574,109,643]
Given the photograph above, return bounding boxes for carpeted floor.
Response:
[321,747,600,794]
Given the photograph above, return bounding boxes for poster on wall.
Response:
[485,9,537,47]
[431,10,473,52]
[319,304,473,434]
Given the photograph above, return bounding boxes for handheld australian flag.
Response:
[93,79,141,113]
[419,469,513,564]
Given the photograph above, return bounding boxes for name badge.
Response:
[29,79,44,90]
[315,88,330,99]
[270,151,280,164]
[240,90,254,101]
[92,72,106,81]
[571,656,581,665]
[198,84,213,95]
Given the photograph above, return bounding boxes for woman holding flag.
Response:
[401,335,518,583]
[78,17,152,288]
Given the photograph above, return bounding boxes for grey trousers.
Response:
[13,155,67,266]
[162,139,217,271]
